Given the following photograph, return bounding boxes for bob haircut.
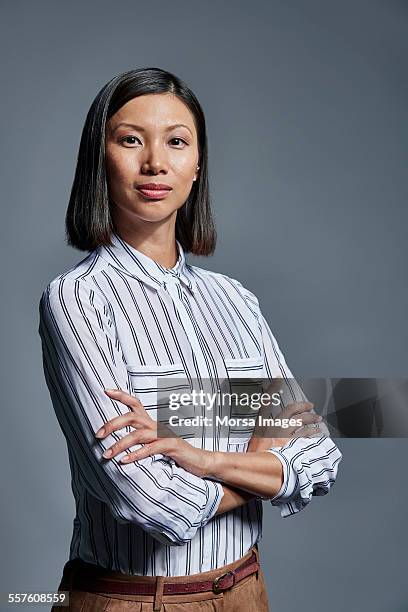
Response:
[65,67,216,255]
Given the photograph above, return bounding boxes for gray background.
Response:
[1,1,407,610]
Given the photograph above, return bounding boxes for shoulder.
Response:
[39,251,108,316]
[40,250,107,300]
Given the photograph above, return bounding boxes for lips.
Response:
[136,184,172,200]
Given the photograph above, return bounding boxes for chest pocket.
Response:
[126,362,191,419]
[126,357,265,449]
[222,355,265,447]
[125,362,195,464]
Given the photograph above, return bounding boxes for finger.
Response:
[255,411,321,439]
[96,410,157,438]
[120,440,168,463]
[270,412,320,438]
[280,401,315,418]
[293,412,323,428]
[291,424,323,438]
[95,410,140,438]
[104,388,145,412]
[262,436,292,448]
[264,413,321,438]
[102,430,158,459]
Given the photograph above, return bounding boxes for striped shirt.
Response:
[38,231,343,576]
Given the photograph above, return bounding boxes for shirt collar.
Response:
[97,232,198,294]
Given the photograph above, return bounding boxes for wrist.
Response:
[168,437,188,463]
[203,450,222,479]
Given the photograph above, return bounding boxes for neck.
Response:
[113,219,179,269]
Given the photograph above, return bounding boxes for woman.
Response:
[39,67,343,611]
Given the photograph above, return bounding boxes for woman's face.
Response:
[105,93,200,227]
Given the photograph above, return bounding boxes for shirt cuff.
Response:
[267,449,293,500]
[199,480,224,526]
[265,436,343,518]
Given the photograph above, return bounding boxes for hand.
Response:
[96,388,214,478]
[247,382,323,453]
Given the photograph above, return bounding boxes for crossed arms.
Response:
[38,278,342,545]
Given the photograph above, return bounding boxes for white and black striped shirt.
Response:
[38,231,343,576]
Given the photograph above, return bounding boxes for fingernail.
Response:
[121,455,131,462]
[95,428,105,437]
[105,388,118,393]
[103,449,112,458]
[317,416,323,421]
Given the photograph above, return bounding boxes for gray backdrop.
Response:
[1,1,407,610]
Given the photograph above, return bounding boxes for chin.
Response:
[131,204,178,223]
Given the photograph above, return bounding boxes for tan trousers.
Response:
[51,545,270,611]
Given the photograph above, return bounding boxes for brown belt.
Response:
[69,550,260,596]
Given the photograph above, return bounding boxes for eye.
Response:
[119,135,188,147]
[169,137,188,147]
[120,135,141,146]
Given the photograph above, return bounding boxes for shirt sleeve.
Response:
[239,282,343,517]
[38,277,223,545]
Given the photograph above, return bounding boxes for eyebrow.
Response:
[111,122,194,136]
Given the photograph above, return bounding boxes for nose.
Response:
[141,142,168,175]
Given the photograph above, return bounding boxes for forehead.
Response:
[108,93,196,132]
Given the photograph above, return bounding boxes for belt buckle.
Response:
[212,570,235,594]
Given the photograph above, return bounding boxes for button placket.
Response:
[161,277,216,451]
[162,278,203,361]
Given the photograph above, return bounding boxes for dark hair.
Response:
[65,67,216,255]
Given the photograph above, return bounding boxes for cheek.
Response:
[106,150,136,184]
[171,154,197,182]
